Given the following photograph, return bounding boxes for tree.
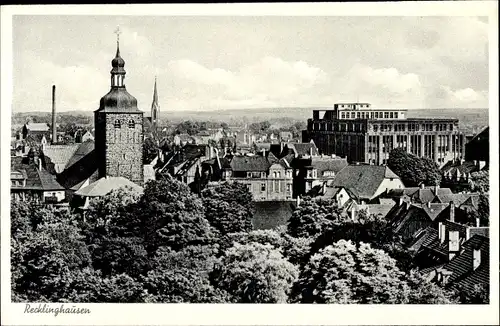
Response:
[143,245,230,303]
[135,176,217,253]
[143,136,158,164]
[11,210,93,302]
[292,240,455,304]
[387,147,442,186]
[213,242,299,303]
[455,283,489,304]
[468,170,489,192]
[201,182,254,235]
[286,197,347,239]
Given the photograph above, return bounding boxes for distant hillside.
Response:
[12,107,488,134]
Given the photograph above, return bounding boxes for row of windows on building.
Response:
[339,111,402,120]
[246,182,293,193]
[246,171,293,179]
[311,121,456,133]
[114,120,138,129]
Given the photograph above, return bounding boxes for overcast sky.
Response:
[12,15,489,113]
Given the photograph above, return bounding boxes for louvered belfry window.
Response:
[114,120,121,129]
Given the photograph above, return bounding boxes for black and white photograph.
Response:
[1,2,498,325]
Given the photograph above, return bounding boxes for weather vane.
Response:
[114,26,121,44]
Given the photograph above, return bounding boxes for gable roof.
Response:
[42,144,80,174]
[229,155,270,172]
[75,176,143,197]
[443,235,489,292]
[25,123,50,132]
[333,165,400,199]
[11,157,64,191]
[285,142,319,157]
[311,157,348,175]
[441,160,478,176]
[386,187,454,204]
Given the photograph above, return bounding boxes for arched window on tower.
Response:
[128,120,135,128]
[114,120,121,129]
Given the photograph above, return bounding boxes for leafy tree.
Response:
[286,197,347,239]
[201,182,254,235]
[135,175,217,253]
[468,170,489,192]
[468,192,489,227]
[213,242,299,303]
[292,240,455,304]
[11,210,93,302]
[143,136,158,164]
[143,245,230,303]
[455,283,489,304]
[388,147,442,186]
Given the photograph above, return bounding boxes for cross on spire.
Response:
[114,26,121,44]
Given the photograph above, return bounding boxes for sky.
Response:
[12,15,490,113]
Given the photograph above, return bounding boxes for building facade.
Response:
[94,37,144,185]
[303,103,466,166]
[222,155,294,201]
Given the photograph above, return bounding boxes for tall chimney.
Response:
[51,85,57,144]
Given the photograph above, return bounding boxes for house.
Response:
[222,154,293,201]
[10,156,66,203]
[383,185,477,206]
[173,133,196,146]
[331,164,404,204]
[74,129,95,143]
[156,144,214,187]
[279,131,293,141]
[22,122,50,140]
[235,129,255,146]
[292,155,349,196]
[281,141,320,158]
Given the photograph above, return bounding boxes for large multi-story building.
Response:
[303,103,466,166]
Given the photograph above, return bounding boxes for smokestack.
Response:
[51,85,57,144]
[449,201,455,222]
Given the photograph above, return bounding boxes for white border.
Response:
[1,2,499,326]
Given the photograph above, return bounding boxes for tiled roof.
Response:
[310,157,348,175]
[443,235,489,292]
[25,123,50,132]
[229,155,270,172]
[421,203,449,221]
[356,203,395,218]
[42,144,80,174]
[333,165,400,200]
[11,157,64,191]
[65,140,95,170]
[75,176,143,197]
[386,187,454,204]
[286,142,319,157]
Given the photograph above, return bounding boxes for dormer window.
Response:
[114,120,121,129]
[128,120,135,128]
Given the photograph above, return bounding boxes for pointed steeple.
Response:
[151,77,160,127]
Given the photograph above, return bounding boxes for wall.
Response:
[373,178,405,200]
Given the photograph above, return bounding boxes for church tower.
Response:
[94,27,144,185]
[151,77,160,130]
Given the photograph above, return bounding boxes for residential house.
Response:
[329,164,404,205]
[22,122,50,140]
[173,133,196,146]
[222,154,293,201]
[156,143,214,187]
[74,129,95,143]
[293,155,349,196]
[11,156,66,203]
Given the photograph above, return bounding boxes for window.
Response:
[375,112,379,119]
[357,112,360,119]
[247,172,252,178]
[277,171,281,178]
[261,172,266,178]
[341,112,346,119]
[287,184,292,193]
[128,120,135,128]
[395,112,399,119]
[389,112,394,119]
[261,183,266,192]
[384,112,389,119]
[114,119,121,128]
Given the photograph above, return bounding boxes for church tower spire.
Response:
[110,26,126,88]
[151,77,160,129]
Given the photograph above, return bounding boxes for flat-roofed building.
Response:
[303,102,466,166]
